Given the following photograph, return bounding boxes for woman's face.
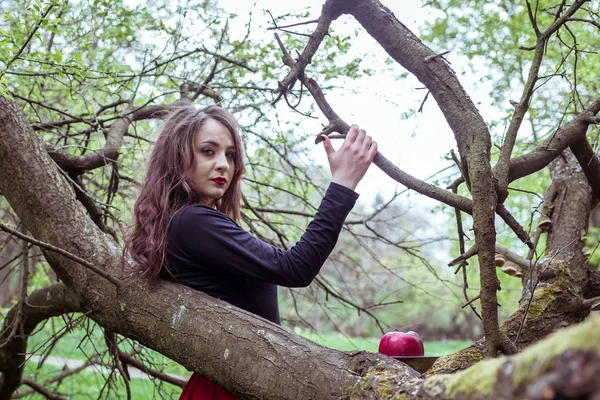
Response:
[191,118,236,206]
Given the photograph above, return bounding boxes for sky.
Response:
[216,0,492,207]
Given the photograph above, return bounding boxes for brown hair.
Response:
[125,105,245,281]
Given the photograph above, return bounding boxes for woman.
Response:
[126,105,377,399]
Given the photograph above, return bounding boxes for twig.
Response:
[118,351,186,387]
[13,356,101,398]
[417,90,430,113]
[424,50,451,62]
[3,3,55,73]
[242,194,288,247]
[450,148,471,191]
[461,295,481,309]
[451,181,482,319]
[314,276,386,333]
[105,330,131,400]
[0,223,121,287]
[20,377,67,400]
[448,245,478,267]
[273,2,341,98]
[266,15,319,30]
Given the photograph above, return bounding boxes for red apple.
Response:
[378,331,424,357]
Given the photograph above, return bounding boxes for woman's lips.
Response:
[211,178,226,185]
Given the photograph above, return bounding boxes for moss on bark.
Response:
[420,315,600,399]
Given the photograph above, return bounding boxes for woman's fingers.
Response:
[321,135,335,156]
[368,140,378,159]
[327,124,377,190]
[361,134,372,153]
[344,125,359,146]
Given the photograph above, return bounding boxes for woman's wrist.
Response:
[331,175,358,191]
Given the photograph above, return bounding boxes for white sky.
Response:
[216,0,500,207]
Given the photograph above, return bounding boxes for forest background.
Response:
[1,0,599,398]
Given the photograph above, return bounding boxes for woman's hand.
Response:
[322,125,377,191]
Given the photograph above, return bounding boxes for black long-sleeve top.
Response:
[165,182,358,325]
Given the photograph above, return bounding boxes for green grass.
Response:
[20,363,180,399]
[17,316,472,398]
[297,330,471,355]
[26,318,188,376]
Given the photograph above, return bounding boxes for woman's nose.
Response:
[215,152,229,171]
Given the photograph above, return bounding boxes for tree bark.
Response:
[0,96,409,398]
[427,149,595,376]
[344,316,600,399]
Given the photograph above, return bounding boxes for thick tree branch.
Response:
[508,97,600,182]
[1,96,410,399]
[569,138,600,195]
[336,0,519,356]
[278,0,519,355]
[46,106,132,173]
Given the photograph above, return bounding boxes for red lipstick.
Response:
[211,177,227,185]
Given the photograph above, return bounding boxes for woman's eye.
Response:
[201,148,214,155]
[226,152,235,159]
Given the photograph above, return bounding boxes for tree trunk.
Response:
[428,149,595,375]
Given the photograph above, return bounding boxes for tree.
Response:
[1,0,600,399]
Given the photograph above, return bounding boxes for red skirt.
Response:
[179,372,239,400]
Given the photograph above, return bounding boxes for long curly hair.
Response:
[125,105,245,281]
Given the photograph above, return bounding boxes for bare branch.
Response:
[508,97,600,182]
[496,205,534,248]
[273,1,345,99]
[20,377,67,400]
[0,223,121,287]
[46,106,132,173]
[448,245,478,267]
[118,351,186,388]
[494,0,591,201]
